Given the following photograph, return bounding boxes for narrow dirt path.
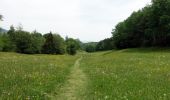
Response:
[50,57,87,100]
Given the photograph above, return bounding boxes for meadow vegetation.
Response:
[80,48,170,100]
[1,48,170,99]
[0,52,78,99]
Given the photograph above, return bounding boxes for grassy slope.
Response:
[0,52,78,100]
[80,49,170,100]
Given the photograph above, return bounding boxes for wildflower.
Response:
[105,95,109,99]
[7,93,10,95]
[163,93,167,96]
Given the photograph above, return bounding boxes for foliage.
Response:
[7,25,15,39]
[53,34,66,54]
[65,38,80,55]
[112,0,170,49]
[67,44,77,55]
[1,34,16,52]
[85,44,96,52]
[29,31,45,54]
[96,38,114,51]
[14,30,33,53]
[81,42,97,52]
[1,25,68,55]
[42,32,55,54]
[0,34,4,51]
[42,32,65,54]
[4,25,17,51]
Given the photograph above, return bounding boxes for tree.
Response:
[0,15,3,50]
[7,25,15,35]
[4,25,17,51]
[82,42,97,52]
[85,44,96,52]
[67,44,77,55]
[147,0,170,46]
[66,38,79,55]
[53,34,66,54]
[0,34,4,51]
[7,25,16,41]
[42,32,65,54]
[112,0,170,49]
[14,30,32,53]
[96,38,114,51]
[1,34,15,52]
[27,31,45,54]
[42,32,55,54]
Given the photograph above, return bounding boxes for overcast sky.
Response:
[0,0,151,42]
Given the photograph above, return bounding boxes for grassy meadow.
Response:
[1,48,170,100]
[0,52,78,99]
[80,49,170,100]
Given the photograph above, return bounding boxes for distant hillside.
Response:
[0,28,8,33]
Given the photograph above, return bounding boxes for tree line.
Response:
[112,0,170,49]
[0,25,80,55]
[1,0,170,53]
[83,38,114,52]
[89,0,170,51]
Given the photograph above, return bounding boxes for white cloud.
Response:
[0,0,151,42]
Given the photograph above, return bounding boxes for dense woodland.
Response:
[0,0,170,54]
[112,0,170,49]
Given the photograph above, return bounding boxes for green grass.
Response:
[1,48,170,100]
[0,52,78,100]
[80,49,170,100]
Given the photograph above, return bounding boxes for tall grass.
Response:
[0,52,78,100]
[80,49,170,100]
[1,49,170,100]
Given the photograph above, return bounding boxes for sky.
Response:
[0,0,151,42]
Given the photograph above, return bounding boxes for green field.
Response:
[81,49,170,100]
[0,52,79,99]
[1,49,170,100]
